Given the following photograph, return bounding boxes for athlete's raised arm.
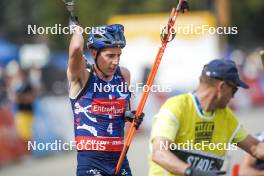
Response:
[67,17,89,97]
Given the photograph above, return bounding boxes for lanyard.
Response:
[192,93,204,115]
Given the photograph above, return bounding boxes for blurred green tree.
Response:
[229,0,264,47]
[0,0,263,50]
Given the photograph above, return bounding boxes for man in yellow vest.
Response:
[149,59,264,176]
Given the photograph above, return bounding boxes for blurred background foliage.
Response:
[0,0,263,50]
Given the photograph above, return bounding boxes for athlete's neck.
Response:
[195,88,216,113]
[94,65,113,81]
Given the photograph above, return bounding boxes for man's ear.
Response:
[90,48,97,58]
[218,81,225,92]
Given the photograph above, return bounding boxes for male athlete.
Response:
[149,59,264,176]
[67,17,144,176]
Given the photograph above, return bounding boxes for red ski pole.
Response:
[114,1,189,175]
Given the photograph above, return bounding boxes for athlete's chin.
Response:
[108,69,116,75]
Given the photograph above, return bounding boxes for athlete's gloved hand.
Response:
[181,0,189,13]
[69,15,80,32]
[125,111,145,130]
[184,167,226,176]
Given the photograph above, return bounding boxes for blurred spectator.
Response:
[242,49,264,106]
[5,63,42,155]
[13,69,35,155]
[230,49,264,109]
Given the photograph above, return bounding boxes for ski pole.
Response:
[114,1,189,175]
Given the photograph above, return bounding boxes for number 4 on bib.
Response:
[107,123,113,134]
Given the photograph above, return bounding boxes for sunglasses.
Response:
[224,81,238,95]
[212,76,239,95]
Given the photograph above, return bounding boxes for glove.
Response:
[69,15,80,32]
[184,167,226,176]
[180,0,189,13]
[125,111,145,130]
